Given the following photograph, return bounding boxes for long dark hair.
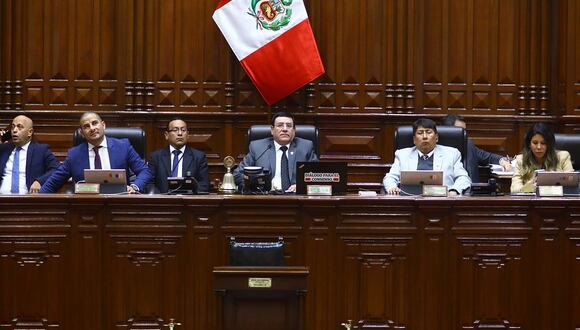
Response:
[520,123,558,182]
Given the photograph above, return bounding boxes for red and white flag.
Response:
[213,0,325,105]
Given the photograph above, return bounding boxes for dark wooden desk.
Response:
[0,195,578,329]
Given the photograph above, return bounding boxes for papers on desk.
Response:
[490,164,514,177]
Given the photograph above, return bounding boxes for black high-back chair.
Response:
[394,126,468,165]
[72,127,147,159]
[247,124,320,156]
[555,133,580,170]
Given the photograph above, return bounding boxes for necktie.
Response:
[11,147,21,193]
[422,155,429,160]
[171,150,181,177]
[280,146,290,191]
[93,146,102,169]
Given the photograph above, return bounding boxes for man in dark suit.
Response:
[441,114,511,182]
[0,115,60,194]
[148,118,209,193]
[40,112,151,193]
[234,111,318,192]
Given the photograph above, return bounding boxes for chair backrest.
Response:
[73,127,147,159]
[394,125,467,165]
[555,133,580,170]
[229,237,284,266]
[247,124,320,155]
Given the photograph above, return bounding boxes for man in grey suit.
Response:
[234,111,318,192]
[383,118,471,195]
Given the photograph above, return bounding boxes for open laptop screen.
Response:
[84,169,127,184]
[296,162,347,195]
[535,171,580,187]
[400,170,444,186]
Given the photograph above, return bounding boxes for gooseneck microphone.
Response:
[254,144,272,163]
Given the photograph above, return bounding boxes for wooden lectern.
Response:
[213,266,308,330]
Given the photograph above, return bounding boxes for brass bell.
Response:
[219,156,238,193]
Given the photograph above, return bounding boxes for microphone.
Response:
[254,144,272,163]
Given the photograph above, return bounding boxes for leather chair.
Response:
[247,124,320,155]
[394,125,468,165]
[72,127,147,159]
[555,133,580,170]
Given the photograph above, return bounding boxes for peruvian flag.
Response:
[213,0,325,105]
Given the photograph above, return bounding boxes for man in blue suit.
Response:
[234,111,318,192]
[40,112,151,193]
[383,118,471,195]
[441,114,512,182]
[148,118,209,193]
[0,115,60,194]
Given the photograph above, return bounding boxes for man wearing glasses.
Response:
[148,118,209,193]
[383,118,471,196]
[234,111,318,193]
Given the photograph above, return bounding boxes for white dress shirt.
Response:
[169,145,186,177]
[271,141,290,190]
[0,141,31,194]
[88,136,111,169]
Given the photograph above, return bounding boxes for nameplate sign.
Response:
[307,185,332,196]
[248,277,272,288]
[75,183,100,194]
[422,185,448,197]
[537,185,564,197]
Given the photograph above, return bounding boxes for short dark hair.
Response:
[271,111,295,127]
[166,117,186,131]
[412,118,438,135]
[441,114,465,127]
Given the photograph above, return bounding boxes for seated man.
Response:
[383,118,471,195]
[234,111,318,192]
[40,112,151,193]
[148,118,209,193]
[442,114,512,182]
[0,115,60,194]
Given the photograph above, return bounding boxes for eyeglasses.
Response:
[273,123,294,129]
[167,128,188,133]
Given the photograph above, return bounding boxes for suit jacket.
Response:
[234,137,318,187]
[0,141,60,189]
[383,144,472,193]
[510,150,573,193]
[40,137,151,193]
[466,139,503,183]
[148,146,209,193]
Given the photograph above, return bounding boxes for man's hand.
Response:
[127,185,139,194]
[29,181,41,194]
[499,159,513,171]
[386,186,401,195]
[448,189,460,196]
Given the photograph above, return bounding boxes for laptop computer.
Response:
[399,170,444,195]
[296,161,347,195]
[84,169,127,194]
[535,171,580,186]
[535,171,580,195]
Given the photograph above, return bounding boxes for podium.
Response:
[213,266,309,330]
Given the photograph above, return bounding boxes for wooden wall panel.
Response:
[1,196,579,329]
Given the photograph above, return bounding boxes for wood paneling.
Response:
[1,0,580,190]
[0,195,579,329]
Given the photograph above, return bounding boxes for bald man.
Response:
[40,112,151,193]
[0,115,60,194]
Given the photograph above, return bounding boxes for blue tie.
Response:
[11,147,21,193]
[171,150,181,177]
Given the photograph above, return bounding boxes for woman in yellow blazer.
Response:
[511,123,573,193]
